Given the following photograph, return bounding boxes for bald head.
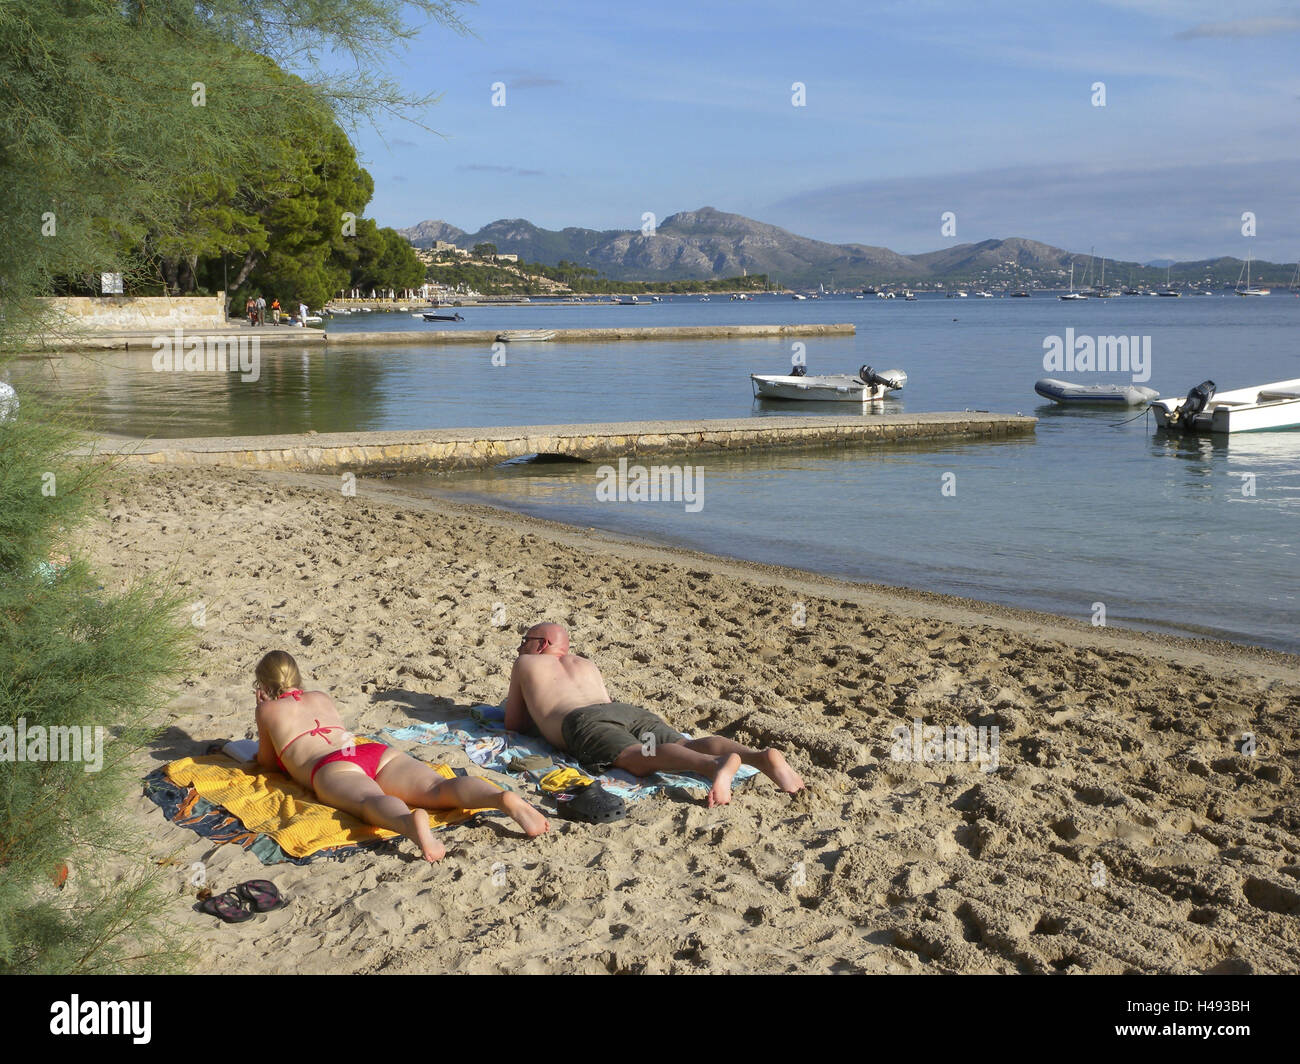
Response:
[519,622,569,656]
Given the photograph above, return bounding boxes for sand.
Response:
[86,465,1300,974]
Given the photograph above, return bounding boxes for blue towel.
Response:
[385,705,758,801]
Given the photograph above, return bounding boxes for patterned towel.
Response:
[386,706,758,802]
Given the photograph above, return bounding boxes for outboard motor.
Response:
[790,363,807,377]
[858,365,907,391]
[1169,380,1215,431]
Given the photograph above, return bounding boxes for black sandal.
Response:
[554,781,626,824]
[235,879,286,913]
[200,889,253,923]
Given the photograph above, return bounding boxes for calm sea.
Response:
[12,294,1299,651]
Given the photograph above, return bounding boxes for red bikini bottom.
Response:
[309,739,389,785]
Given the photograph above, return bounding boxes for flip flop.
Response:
[554,781,626,824]
[235,879,286,913]
[200,889,253,923]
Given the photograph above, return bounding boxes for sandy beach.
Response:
[88,464,1300,974]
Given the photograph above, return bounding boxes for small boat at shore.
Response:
[1150,378,1300,434]
[495,330,556,342]
[752,365,907,402]
[1034,378,1158,406]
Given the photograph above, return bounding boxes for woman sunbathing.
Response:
[252,650,548,861]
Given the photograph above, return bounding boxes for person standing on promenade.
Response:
[256,294,266,326]
[298,301,308,326]
[245,295,255,323]
[271,298,281,325]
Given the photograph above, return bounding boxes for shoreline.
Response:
[390,475,1299,673]
[87,463,1300,974]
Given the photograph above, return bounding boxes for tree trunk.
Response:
[224,249,261,315]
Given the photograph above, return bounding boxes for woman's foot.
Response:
[708,753,743,807]
[405,809,446,862]
[501,792,550,837]
[758,749,805,794]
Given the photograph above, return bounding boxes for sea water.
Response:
[13,294,1299,650]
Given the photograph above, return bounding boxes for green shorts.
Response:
[560,702,685,774]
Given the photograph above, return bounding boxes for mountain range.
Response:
[399,208,1295,288]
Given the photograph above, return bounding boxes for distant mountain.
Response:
[400,208,1294,287]
[400,219,468,247]
[1144,258,1175,268]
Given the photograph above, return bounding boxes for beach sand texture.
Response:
[90,466,1300,974]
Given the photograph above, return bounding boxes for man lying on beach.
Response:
[505,623,804,807]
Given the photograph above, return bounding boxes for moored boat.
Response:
[752,365,907,402]
[1151,378,1300,433]
[1034,378,1158,406]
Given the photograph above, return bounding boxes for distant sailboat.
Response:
[1059,262,1088,300]
[1095,258,1121,298]
[1236,251,1270,296]
[1157,265,1180,297]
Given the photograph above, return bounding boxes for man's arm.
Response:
[503,658,533,734]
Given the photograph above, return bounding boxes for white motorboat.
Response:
[496,330,556,342]
[791,293,807,300]
[752,365,907,402]
[1151,378,1300,433]
[1034,378,1159,406]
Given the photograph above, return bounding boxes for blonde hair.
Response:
[255,651,303,699]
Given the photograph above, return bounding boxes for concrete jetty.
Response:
[100,412,1035,475]
[323,323,855,346]
[29,321,853,351]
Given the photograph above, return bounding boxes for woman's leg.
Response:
[375,750,549,837]
[312,762,446,862]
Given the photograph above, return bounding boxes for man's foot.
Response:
[502,792,550,837]
[405,809,446,862]
[708,753,742,807]
[758,749,805,794]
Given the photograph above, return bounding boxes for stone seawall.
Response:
[322,322,856,346]
[100,413,1036,475]
[37,294,227,335]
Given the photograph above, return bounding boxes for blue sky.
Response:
[349,0,1300,262]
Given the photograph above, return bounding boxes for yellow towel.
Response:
[539,766,592,793]
[165,754,490,858]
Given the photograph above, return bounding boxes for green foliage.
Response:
[0,396,192,973]
[0,0,473,336]
[424,255,770,296]
[349,220,426,295]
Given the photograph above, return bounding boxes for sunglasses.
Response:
[519,635,550,646]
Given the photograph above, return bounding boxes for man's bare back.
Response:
[505,624,609,745]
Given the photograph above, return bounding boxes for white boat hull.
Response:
[751,373,897,402]
[1151,378,1300,433]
